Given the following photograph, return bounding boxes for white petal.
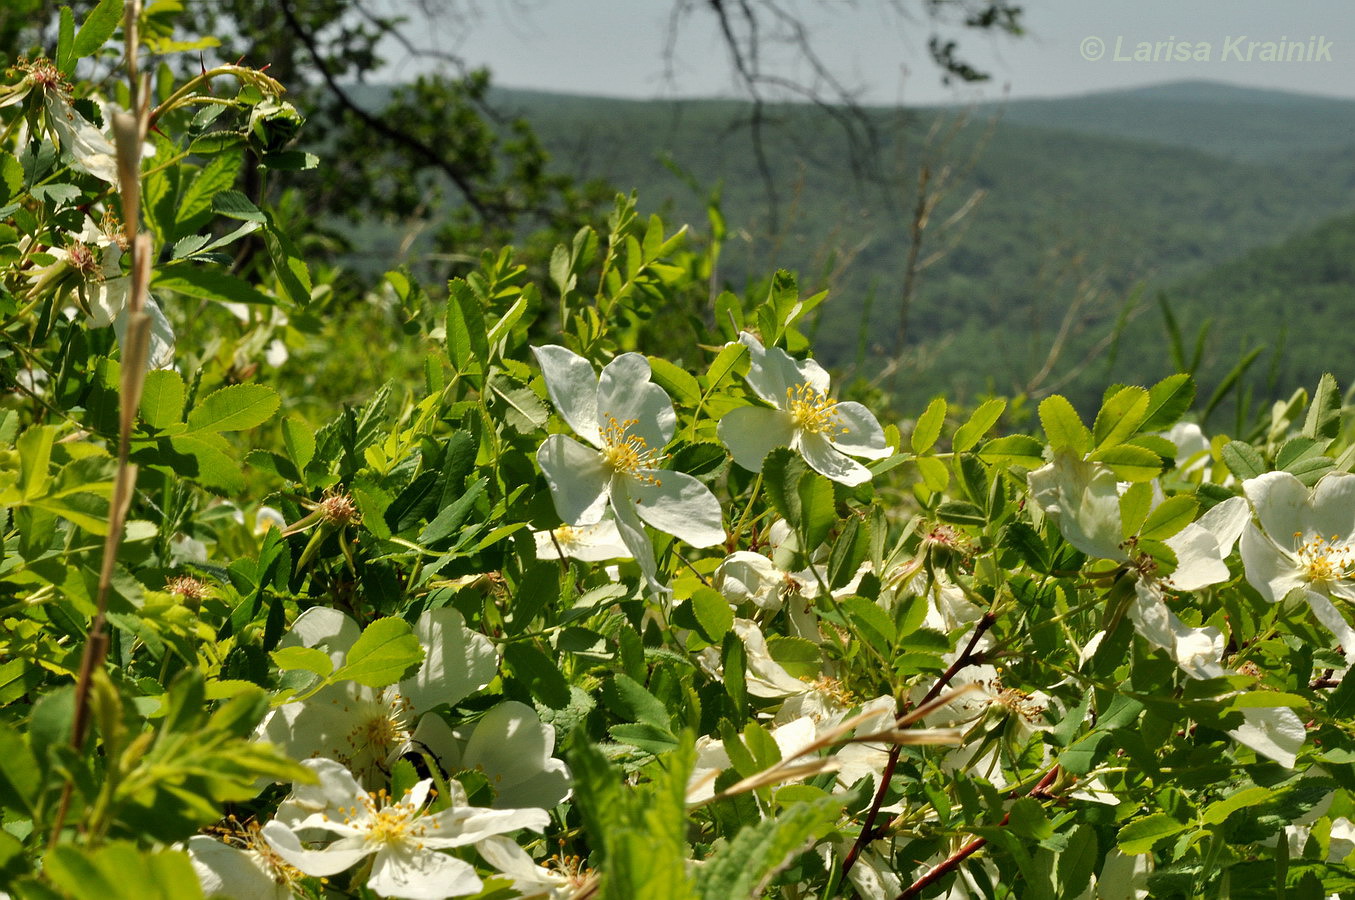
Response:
[1229,706,1305,768]
[281,607,361,663]
[596,352,676,449]
[262,821,372,877]
[532,517,631,562]
[462,701,572,809]
[537,434,611,526]
[421,805,550,847]
[187,836,291,900]
[627,470,726,547]
[410,711,462,769]
[90,277,130,328]
[1244,472,1311,549]
[282,757,368,824]
[733,618,816,698]
[1240,524,1306,603]
[1165,523,1230,592]
[367,844,482,900]
[740,332,829,408]
[799,431,872,486]
[1128,582,1176,651]
[533,345,601,445]
[1306,592,1355,663]
[477,835,568,891]
[405,607,498,713]
[1029,454,1125,560]
[1196,495,1249,557]
[609,480,663,593]
[45,92,120,184]
[717,406,796,473]
[715,552,782,608]
[1310,472,1355,544]
[825,401,890,459]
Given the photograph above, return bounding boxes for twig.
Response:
[896,765,1061,899]
[840,611,996,879]
[50,0,153,848]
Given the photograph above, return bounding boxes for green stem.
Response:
[729,471,763,547]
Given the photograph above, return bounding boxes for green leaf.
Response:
[281,417,315,473]
[446,278,489,375]
[131,433,244,494]
[138,370,185,430]
[763,447,806,528]
[936,500,985,527]
[176,155,242,233]
[187,384,280,433]
[915,455,950,491]
[331,617,424,688]
[766,636,822,679]
[17,425,54,500]
[1118,813,1188,854]
[694,795,840,900]
[1093,386,1149,449]
[649,357,702,407]
[1141,373,1196,431]
[1304,373,1342,442]
[210,189,266,222]
[841,595,895,649]
[1008,798,1055,840]
[952,398,1006,453]
[691,587,734,643]
[71,0,124,62]
[0,152,21,205]
[1140,494,1199,541]
[56,7,76,73]
[488,375,548,433]
[270,645,333,679]
[1201,786,1276,826]
[797,472,835,552]
[1039,395,1091,454]
[153,266,275,306]
[1087,444,1162,482]
[912,397,946,455]
[979,434,1046,469]
[827,515,868,590]
[1221,440,1267,481]
[1118,482,1153,539]
[46,842,205,900]
[504,643,571,710]
[606,674,672,730]
[1055,824,1097,899]
[418,476,486,545]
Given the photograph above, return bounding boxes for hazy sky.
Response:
[383,1,1355,104]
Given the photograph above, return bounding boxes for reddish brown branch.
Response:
[841,611,997,879]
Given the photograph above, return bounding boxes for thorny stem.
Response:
[148,64,284,127]
[50,0,152,849]
[840,611,997,880]
[896,765,1062,899]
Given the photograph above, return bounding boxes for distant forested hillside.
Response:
[342,81,1355,411]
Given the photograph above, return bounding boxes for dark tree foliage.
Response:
[6,0,1023,278]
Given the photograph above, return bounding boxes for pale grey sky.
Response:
[382,1,1355,104]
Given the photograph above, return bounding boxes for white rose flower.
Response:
[717,332,889,486]
[1240,471,1355,660]
[533,345,724,591]
[263,759,548,900]
[256,607,497,785]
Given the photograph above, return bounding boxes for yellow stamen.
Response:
[1294,531,1355,586]
[599,415,665,484]
[785,383,848,439]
